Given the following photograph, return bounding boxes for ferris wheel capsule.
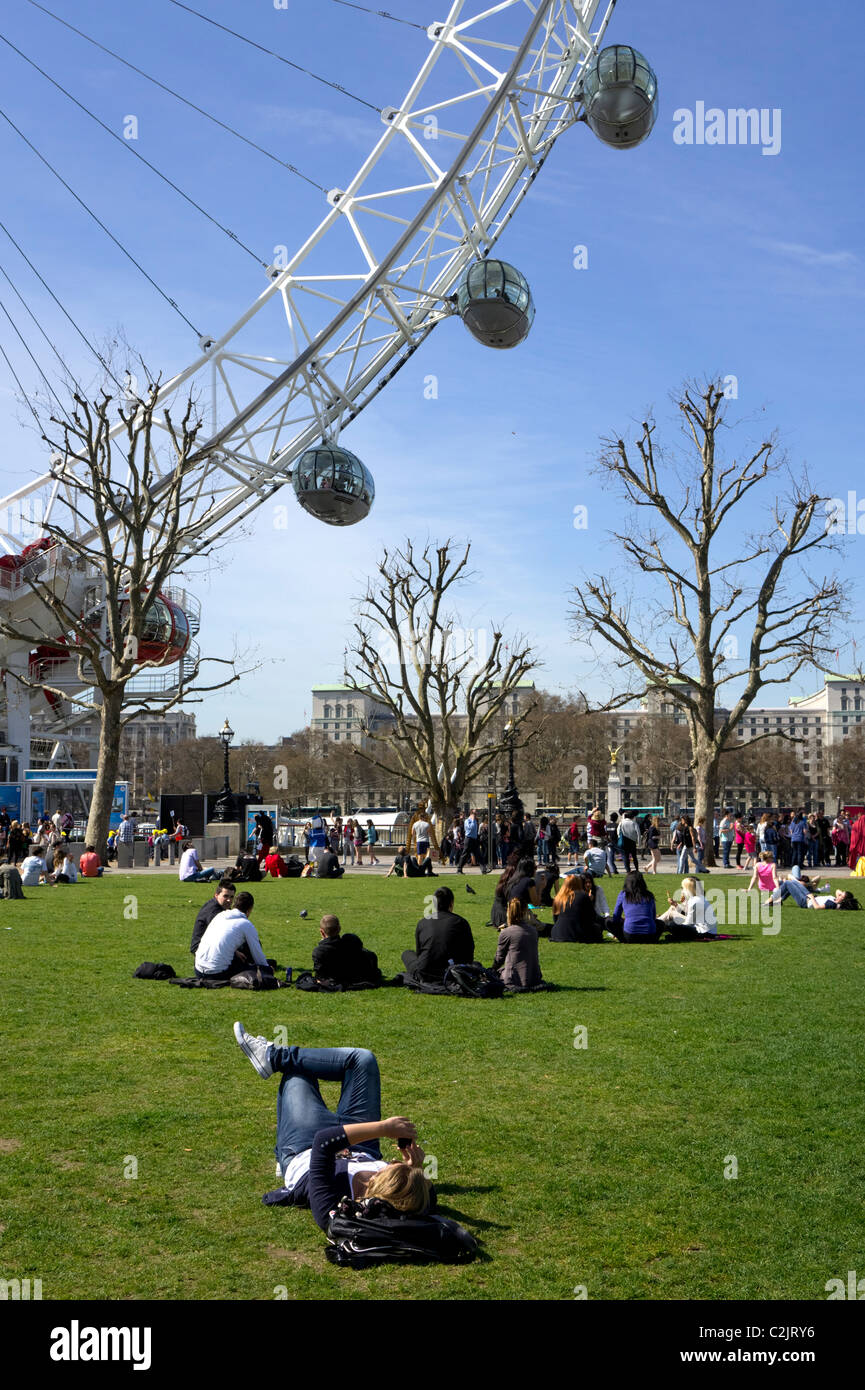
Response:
[119,591,192,666]
[292,445,375,526]
[581,45,658,149]
[456,259,535,349]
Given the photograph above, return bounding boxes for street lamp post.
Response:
[498,720,524,833]
[210,718,239,823]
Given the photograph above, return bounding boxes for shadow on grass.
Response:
[433,1183,507,1243]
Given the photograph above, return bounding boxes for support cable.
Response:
[24,1,326,193]
[0,104,204,337]
[168,0,383,113]
[327,0,426,30]
[0,216,122,388]
[0,32,269,270]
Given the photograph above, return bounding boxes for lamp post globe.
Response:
[456,259,535,349]
[292,445,375,526]
[581,45,658,150]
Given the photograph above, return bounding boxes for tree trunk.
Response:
[85,686,125,854]
[693,748,721,868]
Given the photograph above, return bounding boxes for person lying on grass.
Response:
[805,889,860,910]
[769,875,839,908]
[233,1024,432,1226]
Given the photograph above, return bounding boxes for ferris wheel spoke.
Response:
[0,0,649,550]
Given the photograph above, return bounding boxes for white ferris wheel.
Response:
[0,0,658,555]
[0,0,657,792]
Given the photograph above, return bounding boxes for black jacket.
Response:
[316,851,343,878]
[410,910,474,982]
[312,933,379,984]
[550,892,602,943]
[190,897,227,954]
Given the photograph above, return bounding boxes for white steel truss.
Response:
[0,0,616,559]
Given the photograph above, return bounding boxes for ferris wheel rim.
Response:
[0,0,620,552]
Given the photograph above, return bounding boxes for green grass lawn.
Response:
[1,871,863,1301]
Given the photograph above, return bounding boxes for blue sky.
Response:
[0,0,863,740]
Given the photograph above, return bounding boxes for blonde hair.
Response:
[364,1162,431,1213]
[506,898,526,927]
[680,876,698,898]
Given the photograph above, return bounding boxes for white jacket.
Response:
[194,908,268,974]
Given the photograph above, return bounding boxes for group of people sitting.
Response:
[186,876,544,990]
[1,843,104,893]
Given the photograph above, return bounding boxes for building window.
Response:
[335,704,343,718]
[324,704,332,718]
[333,733,340,741]
[347,704,354,718]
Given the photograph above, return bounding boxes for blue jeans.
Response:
[185,868,218,882]
[270,1046,382,1170]
[772,879,809,908]
[677,846,693,874]
[721,839,732,868]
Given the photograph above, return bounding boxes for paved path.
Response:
[99,860,855,880]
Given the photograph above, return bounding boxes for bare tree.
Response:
[0,380,254,851]
[572,380,844,862]
[824,727,865,806]
[347,539,537,824]
[633,717,692,808]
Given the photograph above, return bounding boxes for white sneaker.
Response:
[233,1021,273,1079]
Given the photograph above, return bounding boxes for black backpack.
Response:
[444,962,505,999]
[325,1195,478,1268]
[133,961,176,980]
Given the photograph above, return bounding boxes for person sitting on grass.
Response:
[610,871,663,943]
[657,877,718,939]
[233,1024,432,1223]
[77,844,103,878]
[19,848,48,887]
[47,848,77,884]
[402,886,474,985]
[583,838,608,879]
[506,858,538,912]
[532,861,560,909]
[228,851,262,883]
[264,846,289,879]
[550,873,608,943]
[316,847,345,879]
[387,844,436,878]
[489,855,520,927]
[492,898,543,988]
[0,863,24,898]
[179,841,219,883]
[312,915,380,985]
[190,879,236,955]
[746,851,780,896]
[194,891,271,981]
